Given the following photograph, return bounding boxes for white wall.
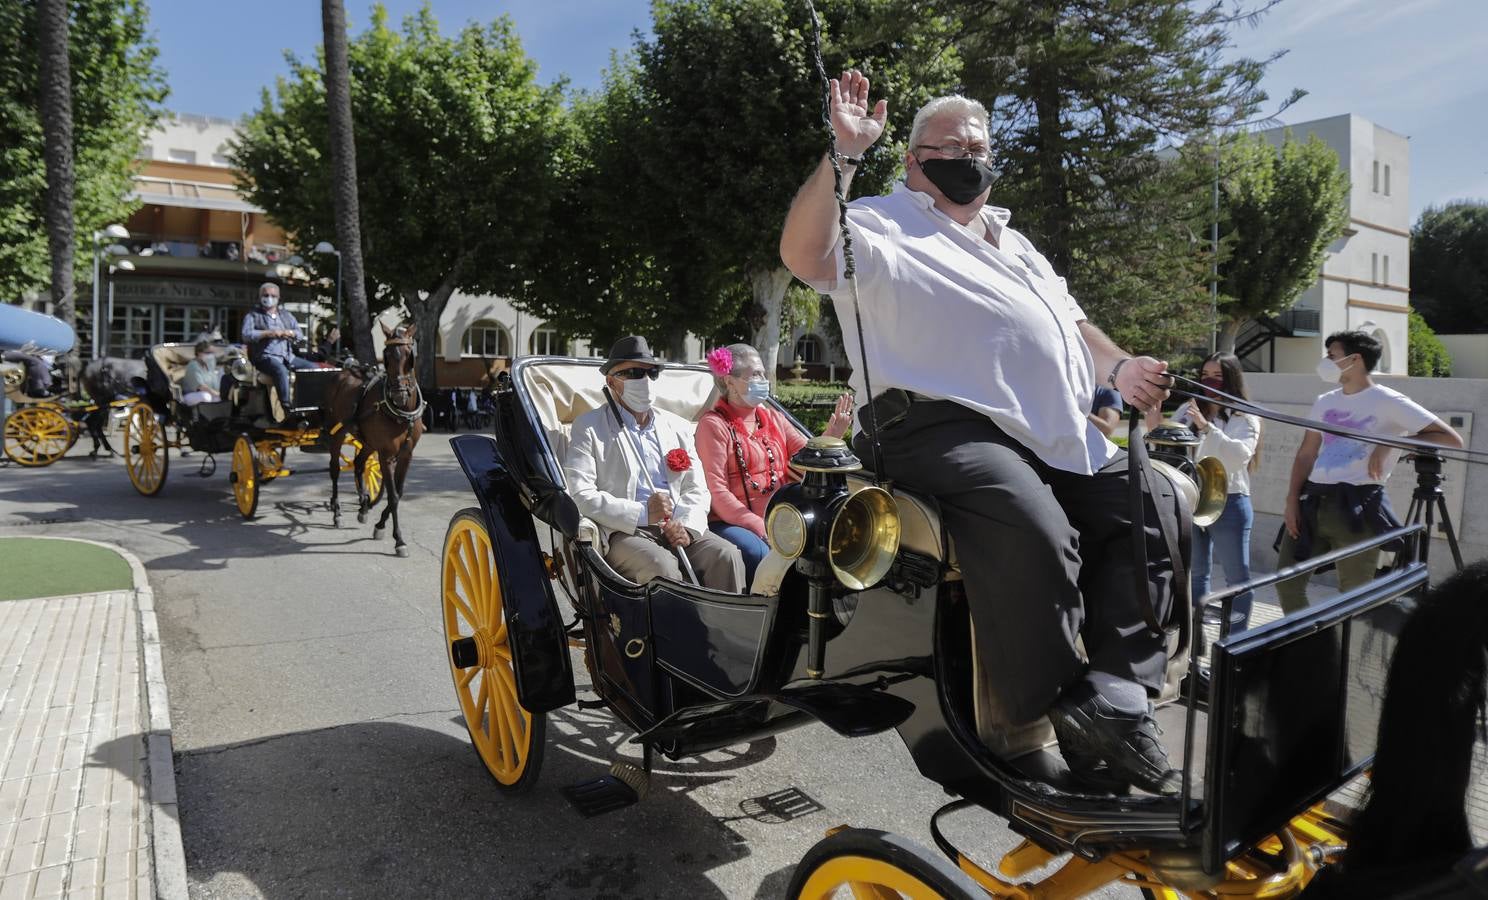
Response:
[142,113,240,167]
[1440,335,1488,378]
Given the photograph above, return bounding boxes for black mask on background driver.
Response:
[916,156,997,205]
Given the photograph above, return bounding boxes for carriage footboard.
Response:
[1200,525,1428,874]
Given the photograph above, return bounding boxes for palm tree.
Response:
[36,0,78,368]
[321,0,375,363]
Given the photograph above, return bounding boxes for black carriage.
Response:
[123,342,383,518]
[440,355,1431,897]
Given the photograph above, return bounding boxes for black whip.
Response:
[804,0,886,485]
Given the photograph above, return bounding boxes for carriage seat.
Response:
[150,344,196,401]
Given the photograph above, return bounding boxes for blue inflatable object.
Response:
[0,303,76,353]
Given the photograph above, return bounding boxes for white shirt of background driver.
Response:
[801,182,1115,476]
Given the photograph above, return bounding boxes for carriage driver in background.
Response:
[563,337,747,594]
[780,71,1185,795]
[241,282,317,420]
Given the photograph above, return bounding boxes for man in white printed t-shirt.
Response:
[780,71,1185,796]
[1277,330,1462,612]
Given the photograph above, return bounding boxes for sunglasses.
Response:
[612,367,660,381]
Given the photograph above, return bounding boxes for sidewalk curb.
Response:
[39,538,188,900]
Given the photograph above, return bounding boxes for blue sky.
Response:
[150,0,1486,220]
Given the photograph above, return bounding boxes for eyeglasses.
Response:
[612,367,660,381]
[915,142,991,163]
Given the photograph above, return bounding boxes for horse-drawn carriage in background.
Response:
[122,341,382,518]
[2,356,136,467]
[438,356,1480,897]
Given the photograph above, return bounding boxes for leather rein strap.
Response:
[1128,414,1190,645]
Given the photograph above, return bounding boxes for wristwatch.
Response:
[834,152,862,167]
[1107,357,1131,388]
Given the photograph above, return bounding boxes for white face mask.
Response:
[1316,355,1354,384]
[740,378,771,406]
[260,294,278,309]
[621,376,653,411]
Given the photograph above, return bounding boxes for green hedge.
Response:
[775,381,851,434]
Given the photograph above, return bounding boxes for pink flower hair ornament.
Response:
[706,347,734,378]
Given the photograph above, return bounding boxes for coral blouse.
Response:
[695,400,808,537]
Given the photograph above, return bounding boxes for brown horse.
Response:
[324,322,426,557]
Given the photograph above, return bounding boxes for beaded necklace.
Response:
[718,401,781,498]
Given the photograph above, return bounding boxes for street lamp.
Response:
[104,260,135,357]
[313,241,342,352]
[91,223,129,359]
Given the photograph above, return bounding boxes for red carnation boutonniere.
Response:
[666,448,692,473]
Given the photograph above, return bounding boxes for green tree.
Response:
[632,0,960,376]
[1212,132,1348,351]
[232,4,564,390]
[933,0,1288,356]
[1407,308,1452,377]
[0,0,167,318]
[35,0,77,363]
[1412,201,1488,334]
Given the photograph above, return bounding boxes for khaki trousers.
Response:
[1275,500,1381,614]
[606,526,746,593]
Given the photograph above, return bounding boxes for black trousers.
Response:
[856,400,1178,725]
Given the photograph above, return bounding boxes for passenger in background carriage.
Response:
[695,343,853,582]
[782,72,1185,795]
[180,340,222,406]
[1276,330,1462,613]
[563,337,746,593]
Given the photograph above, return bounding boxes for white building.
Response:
[1238,113,1412,375]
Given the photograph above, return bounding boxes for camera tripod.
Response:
[1403,453,1464,571]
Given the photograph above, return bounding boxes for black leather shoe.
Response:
[1049,683,1182,797]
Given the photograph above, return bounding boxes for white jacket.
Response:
[1195,412,1260,496]
[563,404,711,550]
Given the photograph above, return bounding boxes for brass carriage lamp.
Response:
[765,436,901,678]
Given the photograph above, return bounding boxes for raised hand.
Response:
[829,69,888,157]
[1115,356,1171,413]
[822,393,854,439]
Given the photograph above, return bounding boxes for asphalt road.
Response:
[1,433,1152,899]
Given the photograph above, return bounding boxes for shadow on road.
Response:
[95,717,781,899]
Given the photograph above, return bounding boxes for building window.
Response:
[1371,252,1379,284]
[167,148,197,164]
[794,334,824,364]
[1372,160,1379,193]
[210,153,231,167]
[139,143,154,160]
[161,305,216,344]
[1383,164,1391,196]
[1382,255,1389,285]
[528,327,567,356]
[462,320,511,357]
[110,305,156,359]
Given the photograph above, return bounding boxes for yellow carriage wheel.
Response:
[3,405,72,467]
[123,405,169,495]
[230,435,260,518]
[789,829,983,900]
[441,509,545,792]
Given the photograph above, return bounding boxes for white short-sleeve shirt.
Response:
[1306,384,1437,485]
[802,182,1115,475]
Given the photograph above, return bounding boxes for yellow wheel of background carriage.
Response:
[340,438,385,505]
[2,405,73,466]
[230,434,260,518]
[123,405,169,495]
[788,829,983,900]
[441,509,545,791]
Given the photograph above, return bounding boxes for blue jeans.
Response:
[253,355,318,411]
[1193,493,1254,630]
[709,522,769,586]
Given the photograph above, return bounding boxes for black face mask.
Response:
[917,156,996,205]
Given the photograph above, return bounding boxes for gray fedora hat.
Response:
[600,335,661,374]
